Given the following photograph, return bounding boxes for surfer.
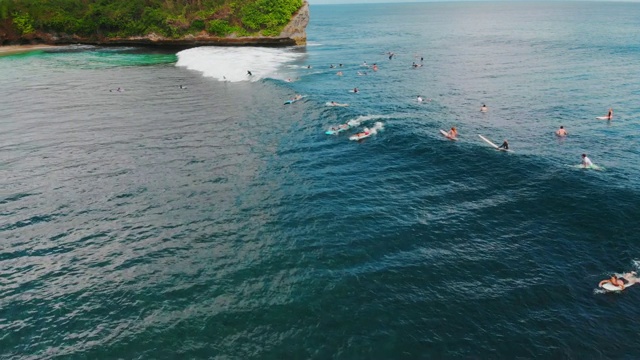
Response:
[179,85,187,89]
[417,95,423,102]
[581,153,593,168]
[293,94,303,101]
[498,140,509,150]
[353,87,359,93]
[599,272,637,290]
[607,108,613,120]
[372,64,379,71]
[448,127,458,139]
[480,104,488,112]
[556,126,568,136]
[330,124,349,131]
[336,71,343,76]
[247,70,252,76]
[355,129,370,138]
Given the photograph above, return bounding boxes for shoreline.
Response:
[0,44,57,57]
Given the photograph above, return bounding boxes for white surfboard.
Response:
[601,282,623,291]
[596,116,611,120]
[440,129,458,141]
[600,281,634,292]
[570,164,605,171]
[478,134,511,152]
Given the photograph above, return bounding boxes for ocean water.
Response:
[2,2,640,358]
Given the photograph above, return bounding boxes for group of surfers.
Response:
[319,58,623,290]
[442,105,615,167]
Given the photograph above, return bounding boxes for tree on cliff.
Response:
[0,0,303,42]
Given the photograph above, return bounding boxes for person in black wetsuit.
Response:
[498,140,509,150]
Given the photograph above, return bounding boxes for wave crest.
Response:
[176,46,303,82]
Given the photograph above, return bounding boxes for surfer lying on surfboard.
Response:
[599,271,638,291]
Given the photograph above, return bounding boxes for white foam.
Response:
[176,46,303,82]
[347,115,389,127]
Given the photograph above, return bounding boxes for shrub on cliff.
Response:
[0,0,303,40]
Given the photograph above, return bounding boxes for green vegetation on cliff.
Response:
[0,0,303,40]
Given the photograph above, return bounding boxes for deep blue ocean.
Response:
[2,2,640,358]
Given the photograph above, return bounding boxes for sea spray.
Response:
[176,46,303,82]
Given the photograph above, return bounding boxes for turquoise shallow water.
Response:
[2,2,640,358]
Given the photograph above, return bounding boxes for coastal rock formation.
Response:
[0,1,309,47]
[280,1,310,46]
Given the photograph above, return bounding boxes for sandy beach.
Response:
[0,44,57,56]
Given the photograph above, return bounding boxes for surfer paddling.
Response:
[581,153,593,168]
[599,271,639,290]
[354,129,370,138]
[329,101,348,107]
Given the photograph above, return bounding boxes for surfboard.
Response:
[596,116,611,120]
[600,281,635,292]
[284,96,304,105]
[440,129,458,141]
[478,134,511,152]
[325,125,350,135]
[349,132,372,141]
[570,164,605,171]
[349,122,383,141]
[601,282,624,291]
[326,102,349,107]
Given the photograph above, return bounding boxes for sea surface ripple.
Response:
[2,2,640,359]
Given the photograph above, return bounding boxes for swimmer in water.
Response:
[417,95,423,102]
[556,126,568,136]
[607,107,613,120]
[480,104,488,112]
